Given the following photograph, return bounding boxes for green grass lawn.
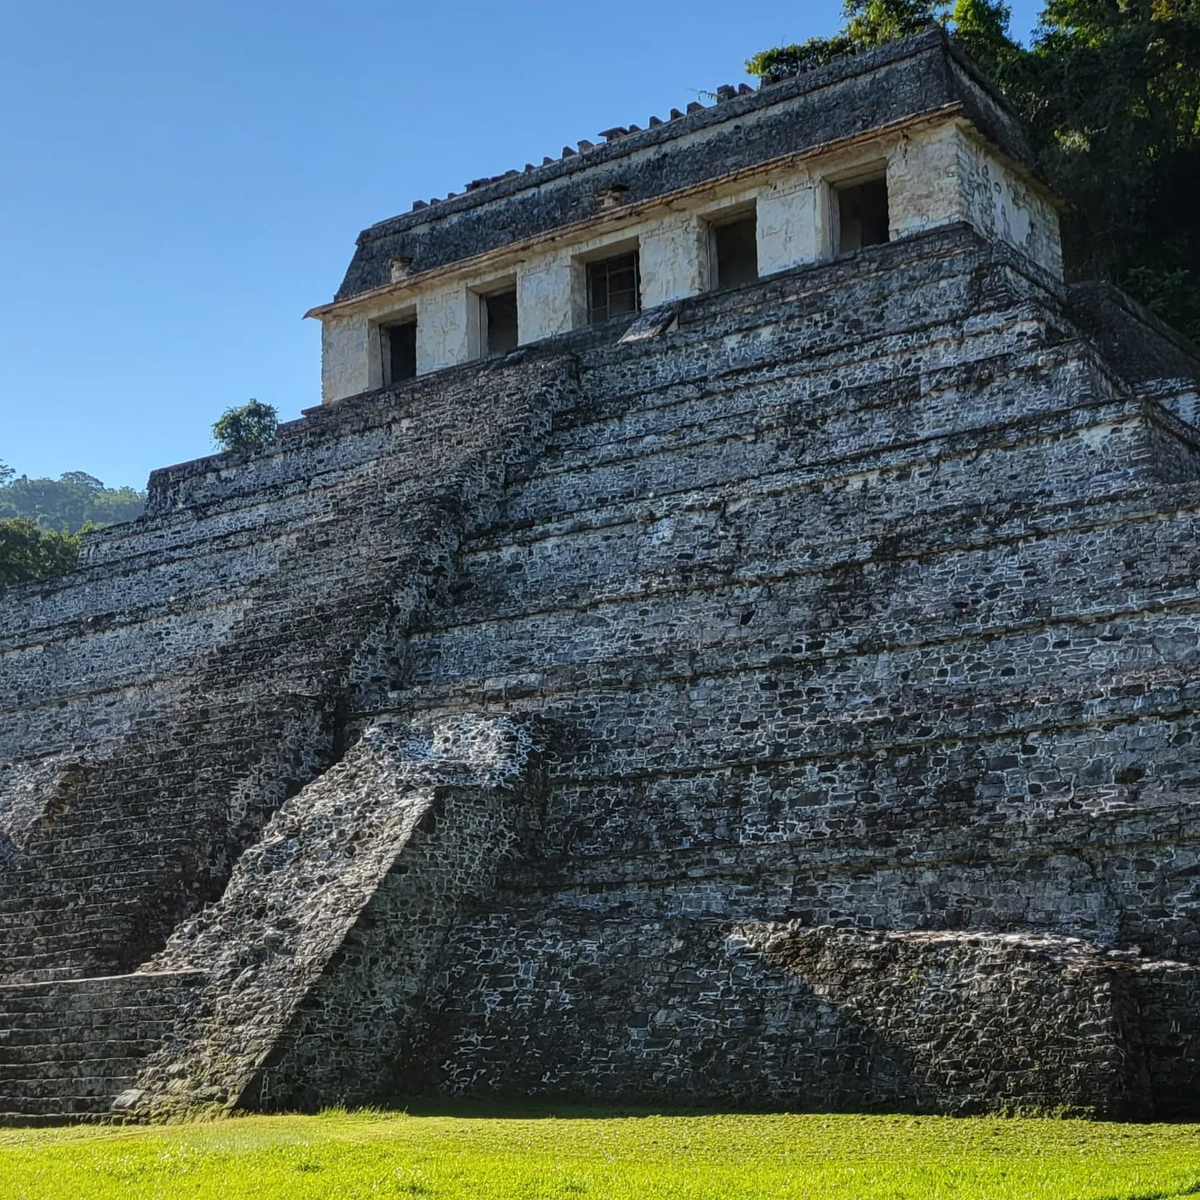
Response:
[1,1106,1198,1199]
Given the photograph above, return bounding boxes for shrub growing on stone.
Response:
[212,400,279,452]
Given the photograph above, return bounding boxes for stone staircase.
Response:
[0,713,537,1123]
[0,972,204,1123]
[0,356,576,986]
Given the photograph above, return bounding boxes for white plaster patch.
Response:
[757,172,819,274]
[1079,422,1123,451]
[417,286,472,375]
[517,256,578,344]
[888,123,1062,279]
[888,124,963,240]
[321,316,371,404]
[640,215,708,306]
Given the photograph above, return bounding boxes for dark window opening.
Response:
[383,320,417,384]
[712,214,759,288]
[836,177,890,253]
[484,290,519,356]
[587,251,640,325]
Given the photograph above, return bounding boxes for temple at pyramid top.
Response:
[306,30,1064,405]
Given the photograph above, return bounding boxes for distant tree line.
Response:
[0,460,147,589]
[0,464,146,533]
[747,1,1200,344]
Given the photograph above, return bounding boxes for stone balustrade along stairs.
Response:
[116,713,537,1119]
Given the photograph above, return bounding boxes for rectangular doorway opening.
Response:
[835,176,890,254]
[711,212,759,289]
[382,319,417,385]
[483,290,519,356]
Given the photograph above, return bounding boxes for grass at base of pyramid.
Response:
[2,1106,1198,1200]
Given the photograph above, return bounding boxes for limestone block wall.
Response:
[243,724,543,1113]
[1137,961,1200,1117]
[952,129,1062,279]
[412,919,1151,1115]
[3,222,1199,1120]
[326,224,1200,1114]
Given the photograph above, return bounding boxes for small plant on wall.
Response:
[212,399,279,452]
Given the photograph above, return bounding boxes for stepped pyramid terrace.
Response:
[1,30,1199,1121]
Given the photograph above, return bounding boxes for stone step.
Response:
[397,669,1200,795]
[0,1069,138,1093]
[537,337,1075,454]
[0,972,203,1119]
[496,403,1142,539]
[407,560,1200,697]
[449,478,1173,634]
[0,1026,181,1048]
[0,1110,112,1125]
[0,1056,155,1075]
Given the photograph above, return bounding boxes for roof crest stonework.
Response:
[329,30,1040,306]
[360,32,952,240]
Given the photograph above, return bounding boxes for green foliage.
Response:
[745,0,1200,344]
[1,1109,1199,1199]
[845,0,942,44]
[0,463,146,536]
[212,399,279,452]
[1028,0,1200,341]
[746,1,940,79]
[950,0,1021,76]
[745,36,855,81]
[0,518,81,588]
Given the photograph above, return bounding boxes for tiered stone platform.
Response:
[1,225,1198,1118]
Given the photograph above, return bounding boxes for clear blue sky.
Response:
[1,1,1045,490]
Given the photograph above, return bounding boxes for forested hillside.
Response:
[0,463,145,533]
[747,0,1200,344]
[0,461,146,588]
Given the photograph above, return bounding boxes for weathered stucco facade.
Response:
[310,33,1063,403]
[1,31,1199,1122]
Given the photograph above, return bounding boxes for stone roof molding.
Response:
[319,29,1046,310]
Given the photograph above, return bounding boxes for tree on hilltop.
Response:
[0,470,146,534]
[0,460,147,588]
